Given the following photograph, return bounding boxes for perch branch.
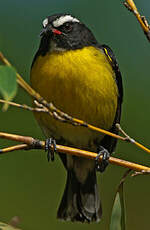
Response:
[0,131,150,173]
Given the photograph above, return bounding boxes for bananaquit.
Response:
[30,13,123,223]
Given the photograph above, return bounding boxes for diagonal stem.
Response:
[124,0,150,41]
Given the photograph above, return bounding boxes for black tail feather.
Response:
[57,170,102,222]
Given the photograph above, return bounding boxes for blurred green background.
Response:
[0,0,150,229]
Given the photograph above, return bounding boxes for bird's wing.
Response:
[100,44,123,104]
[98,44,123,153]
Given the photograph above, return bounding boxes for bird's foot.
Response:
[95,146,110,172]
[45,138,57,162]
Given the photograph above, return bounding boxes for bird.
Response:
[30,13,123,223]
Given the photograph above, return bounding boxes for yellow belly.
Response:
[30,46,118,151]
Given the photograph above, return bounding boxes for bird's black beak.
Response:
[40,25,62,37]
[40,25,53,37]
[40,28,47,37]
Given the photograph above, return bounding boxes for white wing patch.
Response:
[43,18,48,28]
[53,15,80,27]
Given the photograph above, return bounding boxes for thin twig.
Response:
[0,144,28,153]
[1,99,150,155]
[119,169,132,185]
[0,131,150,172]
[0,99,48,113]
[124,0,150,41]
[116,123,135,143]
[116,124,150,154]
[131,170,150,177]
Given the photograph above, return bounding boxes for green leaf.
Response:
[0,222,21,230]
[109,184,126,230]
[109,169,131,230]
[0,66,17,110]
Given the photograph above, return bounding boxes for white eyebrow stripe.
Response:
[43,18,48,27]
[53,15,80,27]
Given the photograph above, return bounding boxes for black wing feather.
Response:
[100,44,123,103]
[98,44,123,153]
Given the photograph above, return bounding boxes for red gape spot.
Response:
[52,29,62,35]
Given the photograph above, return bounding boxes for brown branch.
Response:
[124,0,150,41]
[0,131,150,173]
[1,97,150,155]
[0,144,28,153]
[118,169,132,185]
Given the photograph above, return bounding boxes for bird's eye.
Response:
[63,22,72,32]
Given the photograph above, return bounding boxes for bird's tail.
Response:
[57,170,102,222]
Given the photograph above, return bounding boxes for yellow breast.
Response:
[30,46,118,150]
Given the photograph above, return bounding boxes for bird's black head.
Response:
[39,13,98,54]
